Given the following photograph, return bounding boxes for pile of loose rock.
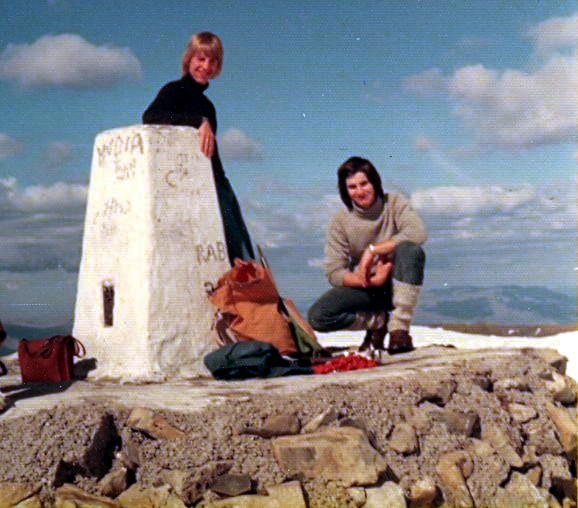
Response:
[0,347,576,507]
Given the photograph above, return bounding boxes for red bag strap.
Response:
[53,335,86,358]
[72,337,86,358]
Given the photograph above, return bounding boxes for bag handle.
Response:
[53,335,86,358]
[72,337,86,358]
[21,335,86,359]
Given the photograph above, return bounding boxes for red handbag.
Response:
[18,335,86,383]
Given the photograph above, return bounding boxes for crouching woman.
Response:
[307,156,426,354]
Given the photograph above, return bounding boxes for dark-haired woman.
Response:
[142,32,254,265]
[308,156,427,354]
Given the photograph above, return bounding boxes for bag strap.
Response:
[256,245,290,318]
[72,337,86,358]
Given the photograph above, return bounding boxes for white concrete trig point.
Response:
[73,125,230,380]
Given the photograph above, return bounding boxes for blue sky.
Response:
[0,1,576,326]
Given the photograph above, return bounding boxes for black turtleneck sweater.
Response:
[142,74,224,178]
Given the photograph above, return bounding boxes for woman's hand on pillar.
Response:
[199,119,215,158]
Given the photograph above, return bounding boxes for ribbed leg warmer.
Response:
[388,280,421,332]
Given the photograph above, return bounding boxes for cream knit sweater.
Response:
[324,194,427,287]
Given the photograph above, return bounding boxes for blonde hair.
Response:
[181,32,223,77]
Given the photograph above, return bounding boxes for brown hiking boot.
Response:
[387,329,415,355]
[358,327,387,352]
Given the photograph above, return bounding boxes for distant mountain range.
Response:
[266,246,576,326]
[415,285,575,325]
[1,285,573,356]
[0,321,73,355]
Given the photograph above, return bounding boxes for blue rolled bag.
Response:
[203,340,312,380]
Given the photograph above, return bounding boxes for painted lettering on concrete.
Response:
[165,167,189,188]
[102,197,132,216]
[164,151,205,188]
[97,132,144,164]
[92,197,132,234]
[195,241,227,265]
[175,151,203,165]
[114,158,137,180]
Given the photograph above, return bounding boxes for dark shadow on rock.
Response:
[74,358,98,380]
[0,358,95,412]
[54,459,87,488]
[374,465,399,487]
[0,380,74,405]
[0,357,97,413]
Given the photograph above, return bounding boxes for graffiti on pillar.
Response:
[175,151,203,165]
[92,197,132,235]
[102,197,132,216]
[195,241,227,265]
[114,158,136,180]
[164,151,205,188]
[97,132,144,165]
[165,167,189,188]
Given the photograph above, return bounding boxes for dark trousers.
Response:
[308,241,425,332]
[215,175,255,265]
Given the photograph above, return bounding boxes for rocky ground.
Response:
[0,343,576,507]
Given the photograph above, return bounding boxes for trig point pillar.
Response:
[73,125,230,380]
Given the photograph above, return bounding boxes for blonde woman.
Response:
[143,32,254,264]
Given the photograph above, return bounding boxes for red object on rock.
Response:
[312,354,379,374]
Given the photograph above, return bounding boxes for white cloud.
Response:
[0,178,87,213]
[246,192,341,248]
[15,182,86,212]
[449,54,578,147]
[219,128,264,160]
[528,12,578,54]
[246,180,575,250]
[404,12,578,148]
[0,178,87,272]
[449,64,496,100]
[0,133,22,159]
[410,182,575,243]
[0,34,142,89]
[411,185,535,216]
[0,177,17,189]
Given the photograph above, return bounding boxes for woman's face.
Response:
[189,51,220,84]
[345,171,376,210]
